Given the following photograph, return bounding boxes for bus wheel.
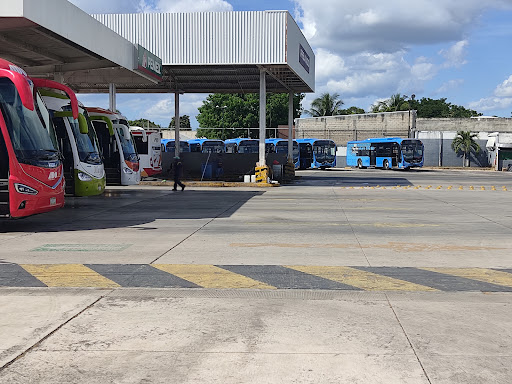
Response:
[357,159,363,169]
[383,159,390,170]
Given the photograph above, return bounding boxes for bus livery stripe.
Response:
[153,264,275,289]
[287,266,437,291]
[20,264,120,288]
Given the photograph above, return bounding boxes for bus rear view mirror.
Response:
[54,111,88,134]
[90,116,114,136]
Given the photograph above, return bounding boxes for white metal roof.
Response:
[0,0,158,86]
[93,11,315,93]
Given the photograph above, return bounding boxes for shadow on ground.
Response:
[0,189,265,233]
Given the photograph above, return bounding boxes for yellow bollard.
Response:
[481,186,485,190]
[459,186,463,190]
[469,186,474,190]
[491,186,496,191]
[447,186,453,190]
[436,186,442,190]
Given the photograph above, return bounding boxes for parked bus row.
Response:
[160,138,337,170]
[0,59,162,219]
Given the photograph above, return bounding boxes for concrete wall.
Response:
[295,111,414,146]
[416,117,512,132]
[417,131,490,168]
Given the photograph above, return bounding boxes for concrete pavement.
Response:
[1,169,512,383]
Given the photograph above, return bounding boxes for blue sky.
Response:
[69,0,512,127]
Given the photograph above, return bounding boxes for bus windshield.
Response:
[0,78,59,166]
[313,140,336,163]
[276,142,299,162]
[238,140,258,154]
[116,126,138,163]
[401,140,423,163]
[203,142,224,153]
[65,107,102,165]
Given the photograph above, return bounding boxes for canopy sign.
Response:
[137,45,163,81]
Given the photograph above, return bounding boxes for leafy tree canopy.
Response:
[451,130,481,167]
[128,118,161,128]
[372,94,482,118]
[196,93,303,139]
[338,106,365,115]
[169,115,192,129]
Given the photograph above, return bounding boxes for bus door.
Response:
[392,143,400,167]
[52,116,76,194]
[0,131,8,217]
[370,146,376,166]
[95,121,120,184]
[299,143,313,169]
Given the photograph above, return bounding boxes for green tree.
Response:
[196,93,303,139]
[169,115,192,130]
[338,106,365,115]
[372,93,410,112]
[451,131,481,167]
[305,92,344,116]
[128,118,161,128]
[410,98,480,118]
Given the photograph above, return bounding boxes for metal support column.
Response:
[259,68,266,166]
[174,92,180,158]
[288,92,293,161]
[109,83,116,112]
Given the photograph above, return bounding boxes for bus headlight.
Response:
[14,183,38,195]
[78,172,93,181]
[123,167,133,174]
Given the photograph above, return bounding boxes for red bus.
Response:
[0,59,78,218]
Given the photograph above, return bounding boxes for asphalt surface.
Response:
[1,168,511,383]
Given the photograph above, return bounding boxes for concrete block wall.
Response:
[295,111,414,146]
[416,117,512,132]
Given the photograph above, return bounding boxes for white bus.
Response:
[87,108,140,185]
[41,91,105,196]
[130,127,162,177]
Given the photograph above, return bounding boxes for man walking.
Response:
[172,156,185,191]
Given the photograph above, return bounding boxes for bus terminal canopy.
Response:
[0,0,315,95]
[91,11,315,94]
[0,0,161,88]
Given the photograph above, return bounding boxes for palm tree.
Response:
[371,93,410,112]
[451,131,481,167]
[305,93,344,116]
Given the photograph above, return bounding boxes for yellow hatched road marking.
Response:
[422,268,512,288]
[20,264,120,288]
[287,266,437,291]
[153,264,275,289]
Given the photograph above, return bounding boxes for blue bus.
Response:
[347,137,424,170]
[161,139,190,153]
[265,139,300,169]
[296,138,337,169]
[224,138,259,154]
[188,138,225,153]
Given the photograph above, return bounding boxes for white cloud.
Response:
[315,49,347,81]
[494,75,512,97]
[439,40,469,68]
[469,97,512,112]
[435,79,465,94]
[68,0,232,13]
[144,94,206,121]
[294,0,512,54]
[468,74,512,112]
